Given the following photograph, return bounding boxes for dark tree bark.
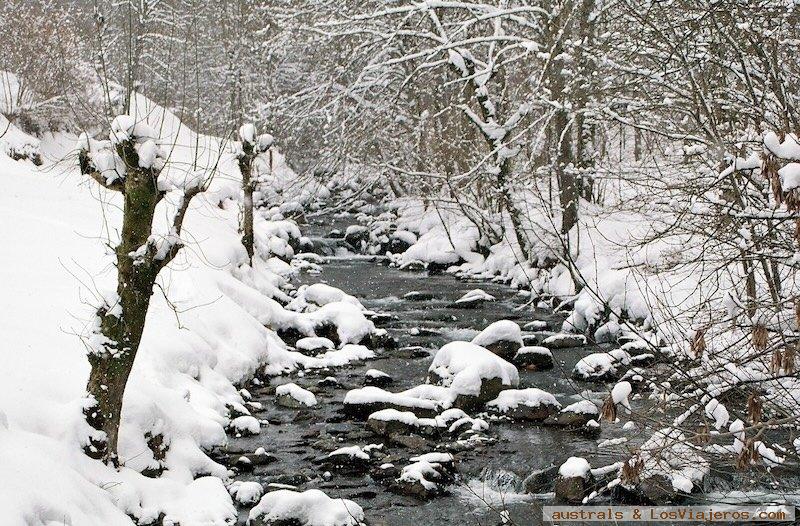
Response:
[79,128,203,466]
[238,137,256,261]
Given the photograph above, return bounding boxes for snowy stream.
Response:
[225,216,624,525]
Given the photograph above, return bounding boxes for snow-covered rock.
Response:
[314,445,375,475]
[470,320,522,361]
[427,341,519,410]
[364,368,393,388]
[513,346,554,370]
[228,480,263,505]
[573,349,631,381]
[295,336,335,355]
[450,289,495,309]
[343,386,441,418]
[367,409,441,438]
[229,415,261,437]
[391,453,457,500]
[486,388,561,421]
[555,457,594,503]
[248,489,365,526]
[546,400,599,428]
[276,383,317,408]
[542,333,587,349]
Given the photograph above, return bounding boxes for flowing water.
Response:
[227,217,628,525]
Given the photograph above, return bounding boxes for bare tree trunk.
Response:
[239,140,255,261]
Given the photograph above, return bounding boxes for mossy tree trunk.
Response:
[80,136,201,466]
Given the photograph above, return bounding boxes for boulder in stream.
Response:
[364,368,393,388]
[295,336,335,356]
[485,388,561,422]
[546,400,600,428]
[248,488,366,526]
[426,341,518,411]
[554,457,595,503]
[542,333,587,349]
[276,383,318,408]
[471,320,523,361]
[390,453,457,500]
[572,349,631,382]
[513,346,554,370]
[448,289,495,309]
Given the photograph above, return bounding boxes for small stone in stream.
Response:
[400,259,426,271]
[367,312,395,325]
[545,400,599,428]
[523,320,549,331]
[326,229,344,239]
[234,455,253,472]
[572,349,630,381]
[409,327,439,337]
[390,434,432,451]
[314,445,373,475]
[293,410,314,422]
[233,451,279,469]
[403,291,436,301]
[295,336,335,356]
[448,289,495,309]
[228,415,260,436]
[364,369,393,388]
[523,464,559,494]
[317,376,340,388]
[363,329,399,350]
[542,333,587,349]
[555,457,595,503]
[263,473,311,487]
[370,463,400,482]
[513,346,554,370]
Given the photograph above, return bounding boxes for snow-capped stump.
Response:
[555,457,595,503]
[229,415,261,437]
[546,400,600,428]
[542,333,587,349]
[364,368,393,388]
[486,388,561,422]
[343,386,441,418]
[449,288,495,309]
[573,349,631,382]
[471,320,523,361]
[391,453,457,500]
[228,480,264,506]
[276,383,318,408]
[513,346,554,370]
[248,488,366,526]
[427,341,519,410]
[295,336,335,356]
[344,224,370,250]
[314,445,373,475]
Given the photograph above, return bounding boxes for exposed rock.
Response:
[390,453,457,500]
[448,289,495,309]
[344,224,370,250]
[403,291,436,301]
[523,464,559,494]
[314,445,373,475]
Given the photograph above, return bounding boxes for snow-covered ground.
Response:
[0,94,368,525]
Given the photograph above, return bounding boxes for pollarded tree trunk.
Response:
[79,121,203,466]
[239,139,256,261]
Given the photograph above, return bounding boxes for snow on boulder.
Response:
[555,457,595,503]
[427,341,519,410]
[513,346,554,370]
[542,333,587,349]
[314,445,375,475]
[367,408,442,437]
[450,288,495,309]
[546,400,600,428]
[276,383,317,408]
[523,320,549,331]
[295,336,335,355]
[391,453,457,500]
[486,388,561,421]
[343,386,441,418]
[248,488,366,526]
[307,302,375,346]
[364,368,393,388]
[471,320,523,361]
[229,415,261,437]
[573,349,631,381]
[287,283,364,312]
[389,230,417,253]
[229,480,264,505]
